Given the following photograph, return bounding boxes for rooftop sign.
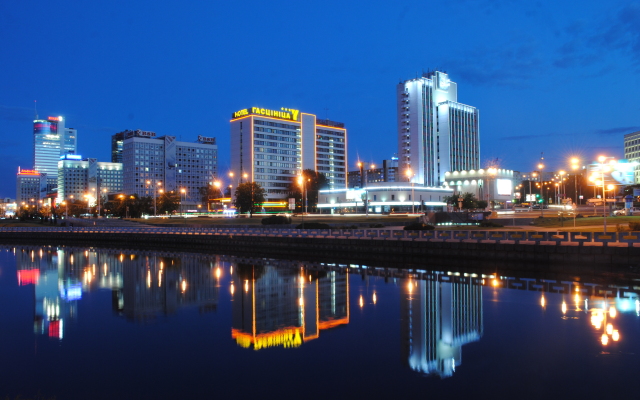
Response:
[232,107,300,122]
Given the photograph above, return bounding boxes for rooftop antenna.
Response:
[324,107,329,119]
[34,100,38,119]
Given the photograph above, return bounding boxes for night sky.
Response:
[1,0,639,198]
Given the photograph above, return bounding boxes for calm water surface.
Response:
[1,245,639,399]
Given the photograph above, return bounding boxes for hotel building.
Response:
[397,71,479,187]
[57,155,123,203]
[16,168,47,206]
[230,107,347,200]
[121,130,217,205]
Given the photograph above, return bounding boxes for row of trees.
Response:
[232,169,329,216]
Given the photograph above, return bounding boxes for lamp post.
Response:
[598,156,617,232]
[405,168,415,213]
[571,158,580,206]
[538,163,545,216]
[298,175,304,226]
[180,188,186,216]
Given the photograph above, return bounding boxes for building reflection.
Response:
[14,247,220,338]
[401,276,483,378]
[113,254,219,321]
[231,263,349,350]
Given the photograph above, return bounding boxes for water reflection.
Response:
[231,264,349,350]
[8,245,640,382]
[401,276,483,378]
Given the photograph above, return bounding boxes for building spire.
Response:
[34,100,38,119]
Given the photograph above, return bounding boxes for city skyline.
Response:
[1,0,638,198]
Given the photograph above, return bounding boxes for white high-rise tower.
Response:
[397,71,479,187]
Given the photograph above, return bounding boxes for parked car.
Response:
[613,207,640,216]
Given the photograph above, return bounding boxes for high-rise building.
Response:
[230,107,347,200]
[111,131,125,163]
[122,130,217,205]
[33,116,77,178]
[397,71,479,187]
[624,131,640,183]
[57,155,123,203]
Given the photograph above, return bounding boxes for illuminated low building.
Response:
[230,107,347,201]
[444,168,515,209]
[57,155,123,203]
[318,183,452,214]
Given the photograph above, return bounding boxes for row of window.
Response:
[316,129,345,137]
[255,168,298,175]
[254,147,298,156]
[254,161,296,168]
[317,154,345,160]
[255,154,299,162]
[255,120,299,130]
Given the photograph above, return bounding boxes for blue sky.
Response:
[1,0,639,197]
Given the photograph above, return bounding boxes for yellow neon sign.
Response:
[232,107,300,121]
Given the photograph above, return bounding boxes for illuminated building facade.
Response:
[623,131,640,183]
[57,155,123,203]
[230,107,347,200]
[122,130,218,205]
[318,183,452,213]
[401,278,483,378]
[444,168,515,209]
[16,168,47,205]
[33,116,77,178]
[397,71,479,187]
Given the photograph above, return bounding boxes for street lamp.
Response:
[405,168,415,213]
[298,175,305,227]
[538,163,545,216]
[598,156,617,232]
[571,158,580,205]
[180,188,186,216]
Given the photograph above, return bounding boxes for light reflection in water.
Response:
[7,245,640,382]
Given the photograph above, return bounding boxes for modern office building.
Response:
[57,155,123,204]
[122,130,218,206]
[111,131,125,163]
[230,107,347,200]
[397,71,479,187]
[33,116,77,179]
[624,131,640,183]
[16,167,47,206]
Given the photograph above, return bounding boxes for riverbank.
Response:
[2,227,640,273]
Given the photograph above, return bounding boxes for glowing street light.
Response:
[405,168,414,213]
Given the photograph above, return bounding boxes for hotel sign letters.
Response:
[232,107,300,121]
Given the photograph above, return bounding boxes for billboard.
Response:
[496,179,512,195]
[587,160,636,186]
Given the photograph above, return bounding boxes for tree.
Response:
[287,169,329,212]
[157,191,180,215]
[199,184,223,210]
[443,192,484,210]
[234,182,266,217]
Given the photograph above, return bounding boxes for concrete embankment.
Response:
[2,230,640,275]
